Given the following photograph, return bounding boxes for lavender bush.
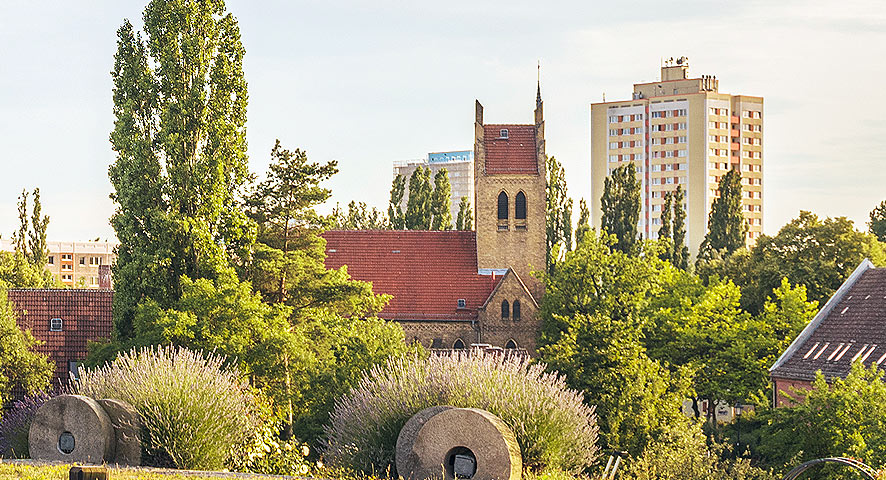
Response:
[323,352,599,475]
[75,346,255,470]
[0,391,52,458]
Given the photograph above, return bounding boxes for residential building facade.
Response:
[393,150,474,223]
[1,240,117,288]
[590,57,764,257]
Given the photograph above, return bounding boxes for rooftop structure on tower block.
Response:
[590,57,764,258]
[770,260,886,407]
[324,91,547,353]
[393,150,474,223]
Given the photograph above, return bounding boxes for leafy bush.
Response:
[619,419,774,480]
[228,402,316,476]
[75,346,255,470]
[323,352,599,475]
[0,391,52,458]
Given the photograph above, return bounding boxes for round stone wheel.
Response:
[29,394,115,463]
[98,398,143,466]
[396,407,522,480]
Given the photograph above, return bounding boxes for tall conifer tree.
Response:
[388,174,406,230]
[405,167,432,230]
[672,186,689,270]
[575,199,591,247]
[658,191,673,262]
[456,196,473,231]
[430,169,452,230]
[600,163,641,254]
[700,169,747,258]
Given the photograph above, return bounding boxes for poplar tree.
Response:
[869,200,886,243]
[388,174,406,230]
[700,169,747,258]
[28,188,49,268]
[430,168,453,230]
[405,167,432,230]
[107,0,253,340]
[672,186,689,270]
[600,163,641,254]
[456,196,473,231]
[546,156,572,273]
[575,199,591,247]
[658,191,673,262]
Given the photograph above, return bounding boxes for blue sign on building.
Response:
[428,150,473,164]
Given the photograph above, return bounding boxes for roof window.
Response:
[499,129,509,139]
[803,342,820,359]
[813,342,830,360]
[876,350,886,365]
[50,317,63,332]
[862,345,878,362]
[833,343,852,362]
[827,343,846,361]
[850,344,871,363]
[457,299,466,309]
[841,306,849,315]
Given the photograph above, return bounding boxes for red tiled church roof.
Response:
[322,230,502,321]
[8,289,113,385]
[483,124,538,175]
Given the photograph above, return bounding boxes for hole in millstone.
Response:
[445,446,476,479]
[58,431,75,454]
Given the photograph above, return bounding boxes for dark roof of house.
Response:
[7,289,113,384]
[483,124,538,175]
[322,230,503,321]
[770,260,886,382]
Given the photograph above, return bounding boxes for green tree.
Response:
[672,185,689,270]
[405,167,432,230]
[27,188,49,269]
[869,199,886,242]
[334,201,387,230]
[0,292,53,409]
[387,174,406,230]
[575,198,591,247]
[108,0,253,340]
[546,156,573,273]
[757,362,886,474]
[700,169,746,258]
[711,211,886,314]
[455,196,473,231]
[538,232,690,455]
[600,163,641,254]
[430,168,452,230]
[658,191,673,262]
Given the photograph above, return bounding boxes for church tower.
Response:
[473,89,547,300]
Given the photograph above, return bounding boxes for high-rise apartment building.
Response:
[590,58,763,257]
[393,150,474,222]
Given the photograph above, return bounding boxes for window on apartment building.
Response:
[80,257,86,265]
[61,274,73,281]
[61,254,72,261]
[89,256,101,266]
[61,264,73,271]
[50,317,63,332]
[48,256,54,265]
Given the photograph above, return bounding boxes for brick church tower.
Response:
[473,88,547,300]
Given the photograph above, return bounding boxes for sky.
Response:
[1,0,885,242]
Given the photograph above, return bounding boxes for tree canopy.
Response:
[546,156,572,272]
[700,169,746,258]
[600,163,641,254]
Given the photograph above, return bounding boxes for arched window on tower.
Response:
[501,300,510,319]
[505,339,518,349]
[513,300,521,321]
[515,192,527,219]
[497,191,509,220]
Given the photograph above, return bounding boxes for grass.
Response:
[0,461,291,479]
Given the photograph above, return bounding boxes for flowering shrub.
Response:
[229,414,316,476]
[75,346,255,470]
[0,391,52,458]
[323,352,599,475]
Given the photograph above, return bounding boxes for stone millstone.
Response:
[396,407,522,480]
[98,398,143,466]
[29,394,115,463]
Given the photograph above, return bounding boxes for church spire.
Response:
[536,61,542,107]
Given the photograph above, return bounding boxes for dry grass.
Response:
[0,461,291,479]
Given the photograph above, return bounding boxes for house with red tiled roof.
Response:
[770,259,886,406]
[8,289,113,387]
[323,90,547,352]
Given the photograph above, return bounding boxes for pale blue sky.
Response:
[1,1,884,241]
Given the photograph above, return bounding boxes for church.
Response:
[323,91,547,352]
